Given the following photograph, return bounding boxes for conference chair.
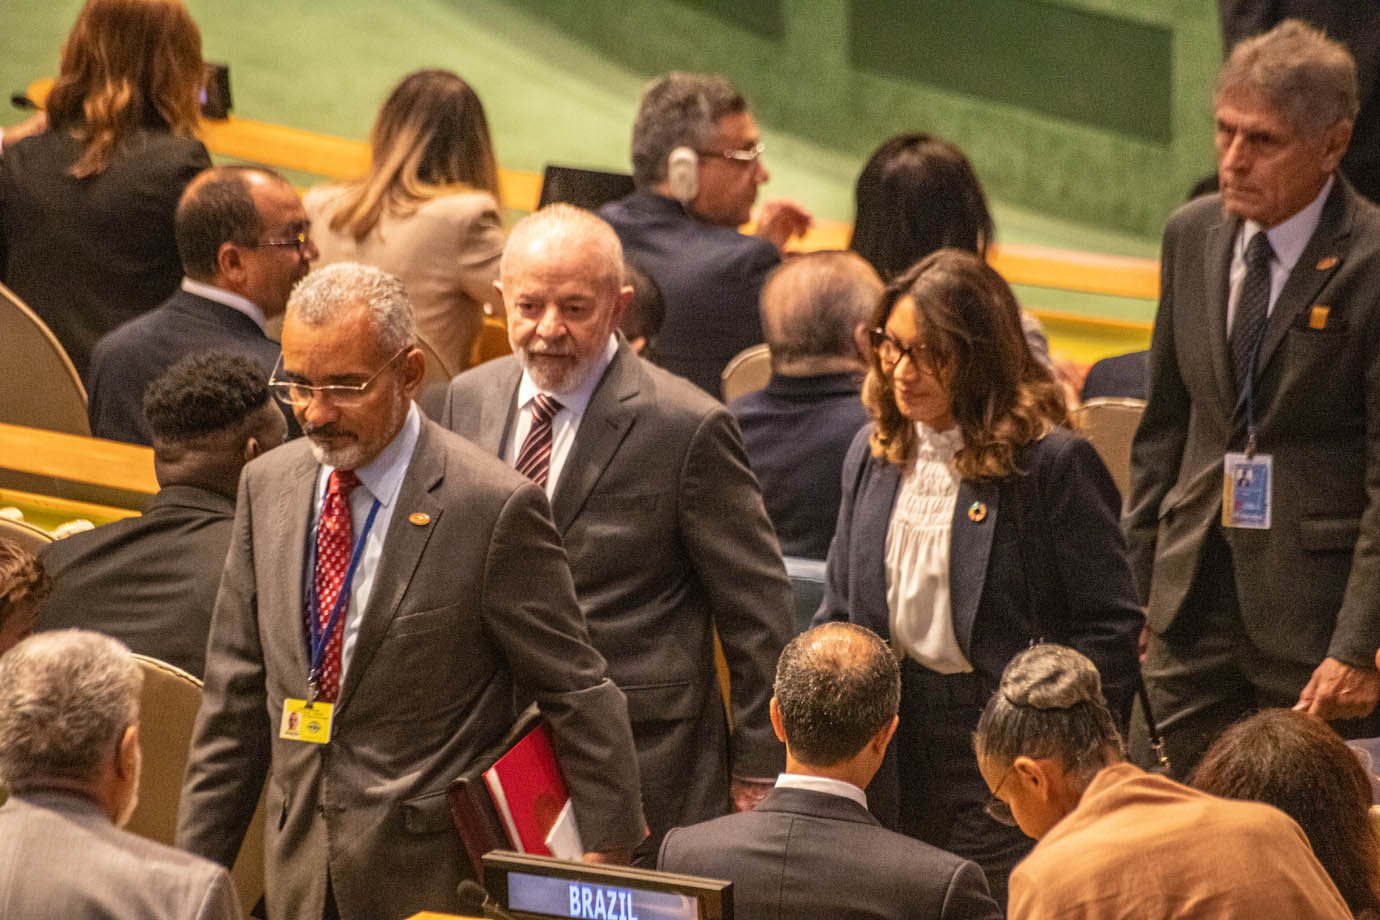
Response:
[0,282,90,436]
[129,654,267,916]
[1071,396,1146,504]
[0,516,53,553]
[720,343,772,403]
[784,555,827,636]
[537,165,635,212]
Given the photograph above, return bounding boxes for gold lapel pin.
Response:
[967,502,988,523]
[408,512,431,526]
[1309,305,1331,330]
[1316,255,1339,271]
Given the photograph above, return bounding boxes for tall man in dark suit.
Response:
[443,204,792,860]
[730,251,880,560]
[599,72,812,397]
[87,165,314,445]
[41,352,287,677]
[177,262,645,919]
[661,622,1000,920]
[1127,20,1380,777]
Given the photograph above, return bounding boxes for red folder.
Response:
[483,721,569,856]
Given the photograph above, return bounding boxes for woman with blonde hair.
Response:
[816,248,1141,907]
[306,69,505,378]
[0,0,211,377]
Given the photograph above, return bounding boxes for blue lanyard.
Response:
[305,493,381,698]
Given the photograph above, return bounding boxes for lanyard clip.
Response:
[307,673,321,707]
[1245,427,1258,459]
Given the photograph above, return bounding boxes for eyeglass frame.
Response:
[268,346,411,409]
[248,225,313,256]
[868,327,933,371]
[982,763,1019,827]
[700,141,765,164]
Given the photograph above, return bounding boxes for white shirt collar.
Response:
[181,277,268,330]
[516,334,619,419]
[319,402,422,510]
[1239,175,1334,274]
[774,772,868,809]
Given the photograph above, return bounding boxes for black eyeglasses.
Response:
[268,347,409,409]
[868,327,930,370]
[983,764,1018,827]
[251,227,313,256]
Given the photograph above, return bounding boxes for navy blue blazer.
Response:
[817,425,1142,720]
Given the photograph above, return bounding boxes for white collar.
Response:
[181,277,268,330]
[320,403,421,510]
[774,772,868,809]
[1238,175,1334,274]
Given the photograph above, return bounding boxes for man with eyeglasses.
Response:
[599,71,813,397]
[661,622,1000,920]
[86,165,314,446]
[176,262,646,920]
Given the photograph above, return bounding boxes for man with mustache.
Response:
[444,204,792,861]
[177,261,645,919]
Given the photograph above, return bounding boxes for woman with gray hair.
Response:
[975,643,1352,920]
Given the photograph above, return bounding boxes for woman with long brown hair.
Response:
[306,69,505,379]
[817,248,1141,906]
[0,0,211,377]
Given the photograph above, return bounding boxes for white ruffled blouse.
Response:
[884,421,974,674]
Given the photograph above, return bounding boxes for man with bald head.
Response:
[177,262,644,919]
[87,164,315,445]
[444,203,792,860]
[730,251,881,560]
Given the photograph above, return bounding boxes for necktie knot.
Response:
[531,394,562,425]
[1246,231,1273,271]
[329,469,359,498]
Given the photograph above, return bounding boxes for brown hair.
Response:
[1193,709,1380,916]
[863,248,1067,477]
[46,0,204,178]
[330,69,501,241]
[0,538,51,632]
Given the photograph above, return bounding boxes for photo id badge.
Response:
[1222,452,1272,529]
[280,698,333,744]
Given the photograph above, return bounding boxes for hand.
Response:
[1138,626,1150,664]
[1294,657,1380,721]
[753,199,813,252]
[730,777,773,812]
[581,847,633,866]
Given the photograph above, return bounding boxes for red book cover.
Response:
[482,722,572,856]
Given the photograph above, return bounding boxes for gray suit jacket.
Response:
[659,786,1001,920]
[1126,178,1380,668]
[0,790,239,919]
[176,418,644,919]
[443,343,791,844]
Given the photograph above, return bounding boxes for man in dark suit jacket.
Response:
[177,263,645,919]
[1127,21,1380,777]
[41,352,287,677]
[444,205,792,860]
[599,72,812,397]
[1080,349,1149,401]
[87,165,314,445]
[730,251,879,560]
[661,622,1000,920]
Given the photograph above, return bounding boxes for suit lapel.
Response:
[949,479,999,651]
[477,362,523,459]
[275,448,320,689]
[335,422,444,712]
[550,345,639,535]
[1204,212,1238,415]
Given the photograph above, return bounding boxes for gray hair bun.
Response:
[1000,644,1104,711]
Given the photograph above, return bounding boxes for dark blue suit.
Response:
[817,425,1142,905]
[730,372,868,560]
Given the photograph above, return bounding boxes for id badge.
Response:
[1222,452,1272,529]
[280,698,334,744]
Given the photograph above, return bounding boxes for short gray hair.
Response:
[1216,19,1359,140]
[774,622,900,766]
[762,251,882,366]
[501,204,625,292]
[973,644,1122,787]
[0,630,143,789]
[286,262,416,353]
[630,72,748,189]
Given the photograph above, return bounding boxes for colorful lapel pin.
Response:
[967,502,988,523]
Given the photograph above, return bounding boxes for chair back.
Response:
[0,517,54,553]
[784,555,828,636]
[128,655,267,915]
[538,165,635,211]
[0,282,90,435]
[474,315,512,366]
[721,343,772,402]
[1072,396,1146,504]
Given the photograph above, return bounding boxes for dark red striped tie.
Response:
[514,394,562,488]
[313,468,358,702]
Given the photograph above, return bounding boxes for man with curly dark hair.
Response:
[39,351,285,676]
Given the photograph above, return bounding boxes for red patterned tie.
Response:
[313,468,358,702]
[513,394,562,489]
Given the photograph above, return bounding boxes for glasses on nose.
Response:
[702,142,765,164]
[251,226,313,256]
[268,347,409,409]
[868,328,930,371]
[983,764,1018,827]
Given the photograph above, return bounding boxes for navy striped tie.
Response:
[514,394,562,488]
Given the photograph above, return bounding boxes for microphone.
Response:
[456,878,520,920]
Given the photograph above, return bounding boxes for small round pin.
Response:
[408,512,431,526]
[967,502,987,523]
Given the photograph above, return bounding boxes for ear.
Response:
[400,346,426,400]
[769,697,787,744]
[216,241,246,286]
[1012,755,1054,800]
[609,284,634,330]
[243,436,263,462]
[1321,120,1353,173]
[116,724,140,782]
[853,322,872,363]
[869,713,899,756]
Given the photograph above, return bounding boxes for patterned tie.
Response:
[1230,231,1274,392]
[513,394,563,489]
[313,468,359,702]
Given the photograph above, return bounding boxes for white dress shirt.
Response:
[180,277,267,330]
[775,772,868,809]
[1227,176,1332,332]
